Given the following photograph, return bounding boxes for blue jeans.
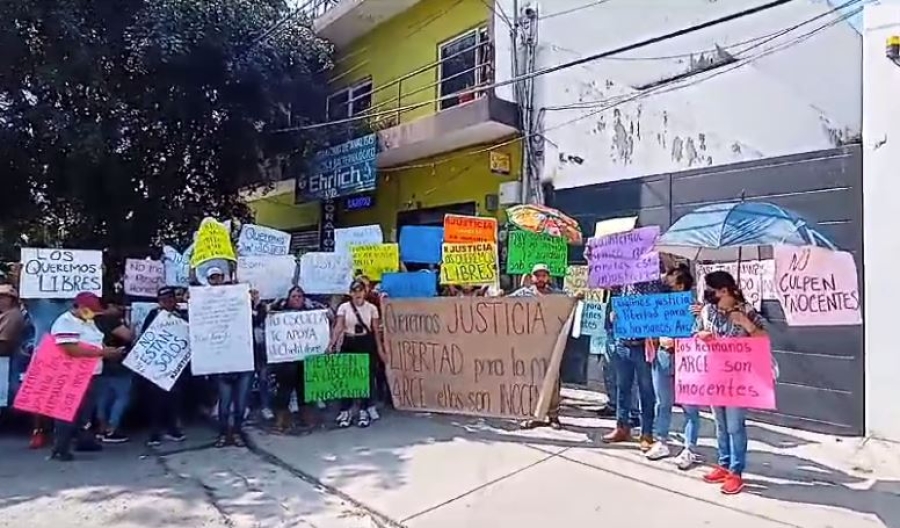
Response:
[600,346,639,417]
[682,405,701,450]
[651,348,674,440]
[217,372,253,434]
[713,406,748,475]
[95,374,132,430]
[613,343,655,436]
[8,352,30,403]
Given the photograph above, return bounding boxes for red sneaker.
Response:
[702,466,731,484]
[721,473,745,495]
[29,430,48,450]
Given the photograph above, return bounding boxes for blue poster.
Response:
[380,271,437,299]
[612,292,694,339]
[297,134,378,201]
[399,226,444,264]
[580,301,607,337]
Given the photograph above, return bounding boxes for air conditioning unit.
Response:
[498,181,522,206]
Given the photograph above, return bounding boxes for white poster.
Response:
[333,224,383,255]
[129,302,157,337]
[298,252,354,294]
[759,259,776,300]
[695,260,774,311]
[188,284,254,375]
[0,357,9,407]
[124,259,165,298]
[123,313,191,391]
[236,255,297,300]
[162,245,193,287]
[18,248,103,299]
[237,224,291,256]
[265,310,330,364]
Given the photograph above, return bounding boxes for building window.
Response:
[438,27,492,111]
[326,79,374,121]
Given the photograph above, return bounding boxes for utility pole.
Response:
[513,3,539,205]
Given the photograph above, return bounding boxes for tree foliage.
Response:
[0,0,333,264]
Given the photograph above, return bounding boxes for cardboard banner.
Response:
[298,252,354,294]
[334,224,383,255]
[440,242,497,285]
[612,292,694,339]
[695,260,774,310]
[304,353,370,402]
[586,226,660,288]
[443,215,497,243]
[381,272,438,298]
[506,230,567,277]
[190,218,236,267]
[774,246,861,326]
[563,265,607,302]
[265,309,330,364]
[188,284,254,375]
[124,259,165,298]
[674,336,776,410]
[162,245,192,287]
[350,243,399,281]
[18,248,103,299]
[123,313,191,391]
[382,296,577,419]
[237,224,291,256]
[13,337,100,421]
[236,255,297,300]
[399,226,444,264]
[0,357,8,407]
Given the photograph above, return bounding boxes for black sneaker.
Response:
[49,450,74,462]
[102,431,129,444]
[164,429,186,442]
[74,441,103,452]
[146,434,162,447]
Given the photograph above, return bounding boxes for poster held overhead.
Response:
[237,224,291,256]
[19,248,103,299]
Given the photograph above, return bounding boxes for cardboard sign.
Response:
[563,265,607,302]
[124,259,165,298]
[123,313,191,391]
[580,301,607,337]
[0,357,8,407]
[13,337,100,421]
[381,272,438,298]
[696,260,773,310]
[298,252,354,294]
[399,226,444,264]
[191,218,236,267]
[265,310,330,364]
[586,226,660,288]
[334,224,383,255]
[304,353,370,402]
[674,336,776,410]
[506,230,567,277]
[236,255,297,300]
[440,242,497,285]
[774,246,861,326]
[350,243,399,281]
[162,245,192,287]
[19,248,103,299]
[237,224,291,256]
[612,292,694,339]
[188,284,254,375]
[382,296,577,419]
[443,215,497,243]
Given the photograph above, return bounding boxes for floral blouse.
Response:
[693,303,766,338]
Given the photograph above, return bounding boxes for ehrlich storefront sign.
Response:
[297,134,378,201]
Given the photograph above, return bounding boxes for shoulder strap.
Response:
[349,302,372,334]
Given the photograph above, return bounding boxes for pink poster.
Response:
[774,245,861,327]
[674,336,776,410]
[13,337,99,422]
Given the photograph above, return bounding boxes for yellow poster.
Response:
[190,218,236,267]
[440,242,497,285]
[350,243,399,281]
[563,265,608,302]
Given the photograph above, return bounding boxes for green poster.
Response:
[505,230,568,276]
[304,353,370,402]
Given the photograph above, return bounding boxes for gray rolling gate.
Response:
[549,145,864,435]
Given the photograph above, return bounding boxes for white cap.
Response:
[206,266,224,278]
[531,263,550,275]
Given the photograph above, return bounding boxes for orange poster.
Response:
[443,215,498,244]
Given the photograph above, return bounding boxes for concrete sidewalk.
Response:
[247,398,900,528]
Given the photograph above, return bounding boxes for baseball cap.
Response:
[349,279,366,292]
[205,266,224,279]
[0,284,18,299]
[531,263,550,275]
[74,292,104,312]
[157,286,177,297]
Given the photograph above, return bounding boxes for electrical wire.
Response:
[541,0,617,20]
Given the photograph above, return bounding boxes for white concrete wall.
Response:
[494,0,862,189]
[863,4,900,442]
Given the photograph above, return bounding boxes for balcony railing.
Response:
[294,0,340,20]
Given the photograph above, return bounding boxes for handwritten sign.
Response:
[563,265,607,302]
[588,334,609,355]
[612,292,694,339]
[304,353,370,402]
[236,255,297,300]
[774,246,861,326]
[162,245,192,287]
[580,301,607,337]
[265,310,330,364]
[696,260,773,310]
[13,337,100,421]
[382,296,577,419]
[506,230,567,277]
[298,252,354,294]
[399,226,444,264]
[124,259,165,298]
[0,357,8,407]
[350,243,399,281]
[188,284,254,375]
[123,313,191,391]
[441,242,497,285]
[674,336,776,410]
[381,272,437,298]
[130,302,157,337]
[237,224,291,256]
[443,215,497,243]
[19,248,103,299]
[334,224,383,255]
[190,218,236,267]
[586,226,660,288]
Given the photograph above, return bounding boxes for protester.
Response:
[49,292,124,461]
[695,270,767,495]
[329,279,384,428]
[250,289,274,421]
[93,301,134,443]
[1,288,43,447]
[356,274,391,409]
